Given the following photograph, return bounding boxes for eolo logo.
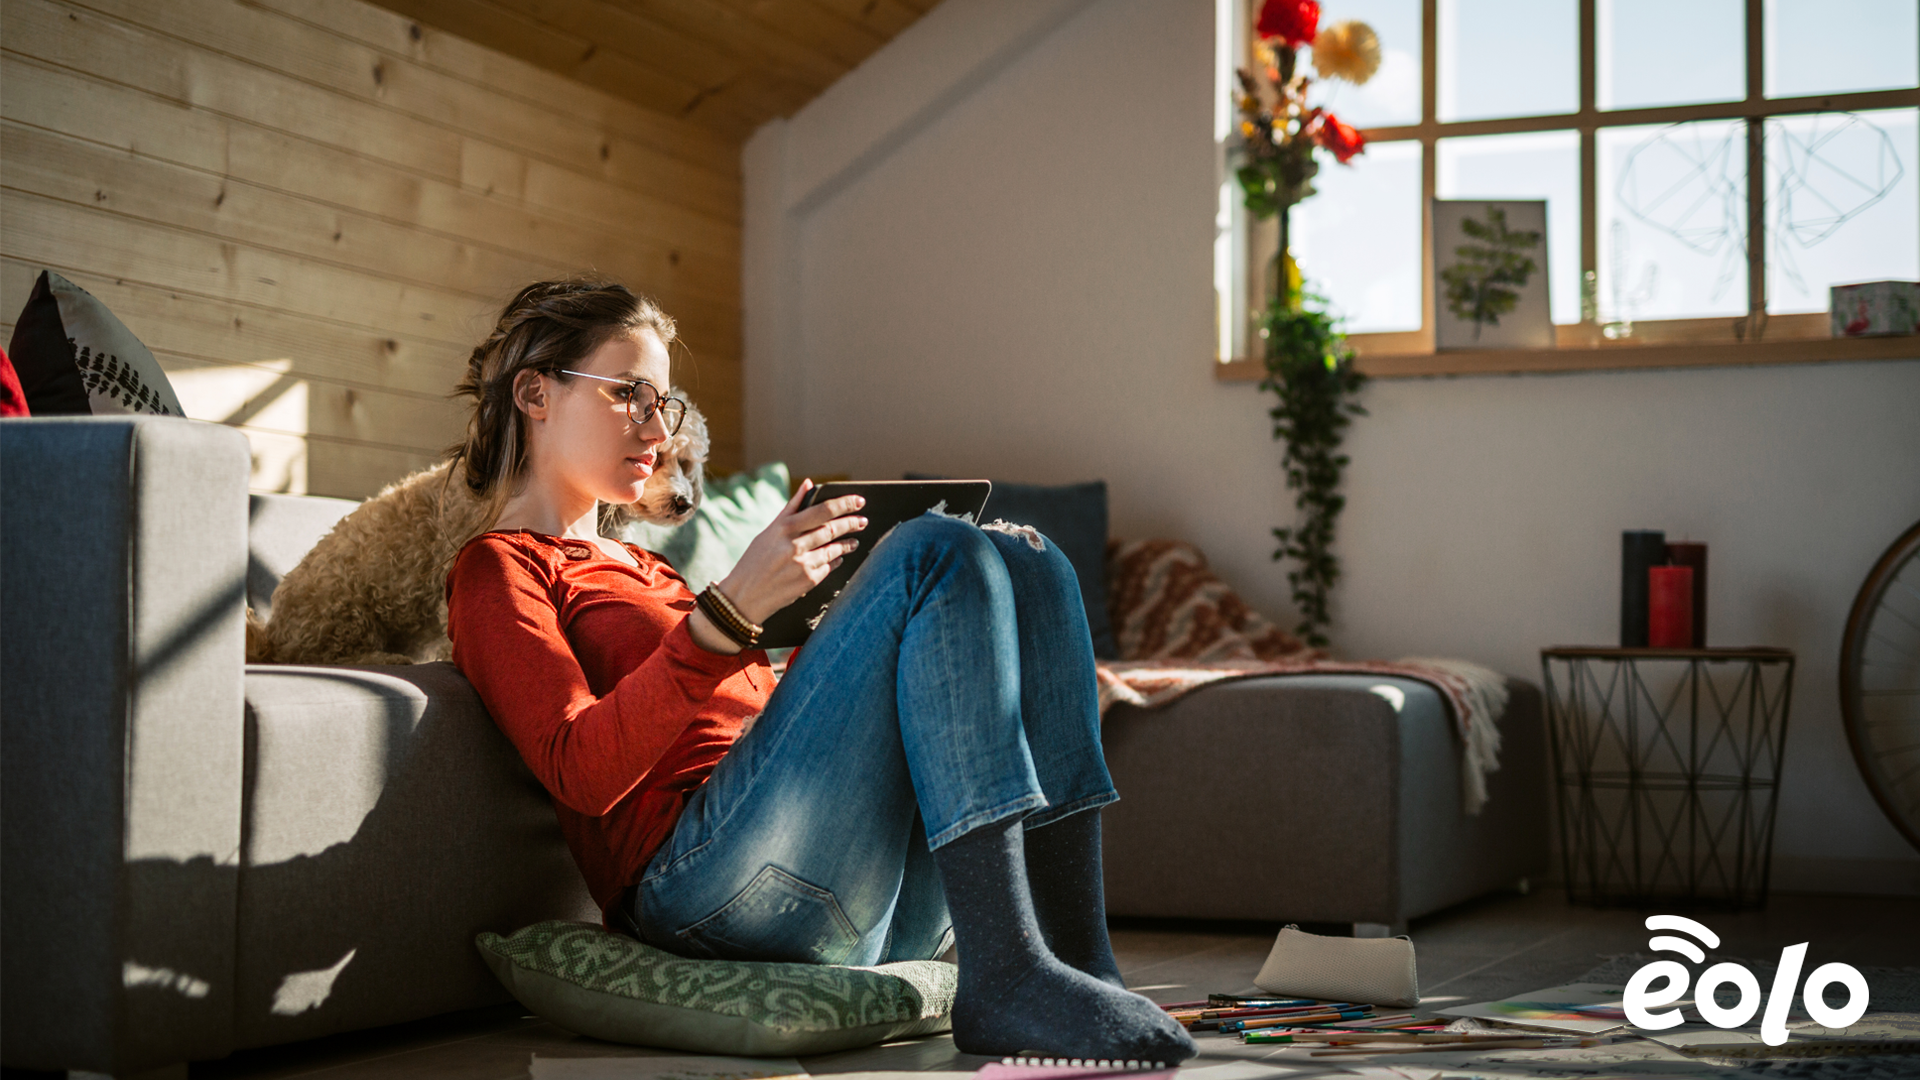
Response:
[1623,915,1870,1045]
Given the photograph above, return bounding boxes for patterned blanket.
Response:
[1099,539,1509,814]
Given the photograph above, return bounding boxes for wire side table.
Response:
[1540,647,1796,909]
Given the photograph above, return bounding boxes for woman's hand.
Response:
[715,480,867,627]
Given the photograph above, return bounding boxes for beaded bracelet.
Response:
[696,584,762,649]
[704,584,760,640]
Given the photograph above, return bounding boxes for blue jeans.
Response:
[628,514,1117,966]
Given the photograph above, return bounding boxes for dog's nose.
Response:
[671,495,693,515]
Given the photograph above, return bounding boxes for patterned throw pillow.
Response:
[1105,538,1312,662]
[5,270,184,416]
[476,921,956,1056]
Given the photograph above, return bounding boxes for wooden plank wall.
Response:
[0,0,742,498]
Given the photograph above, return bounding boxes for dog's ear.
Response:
[672,390,710,463]
[672,391,708,511]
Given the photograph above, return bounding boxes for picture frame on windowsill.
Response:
[1433,199,1554,352]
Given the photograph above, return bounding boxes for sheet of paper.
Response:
[1433,982,1640,1034]
[1646,1010,1920,1053]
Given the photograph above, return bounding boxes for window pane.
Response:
[1301,0,1422,129]
[1438,131,1582,322]
[1438,0,1577,122]
[1598,121,1750,321]
[1766,108,1919,315]
[1766,0,1919,99]
[1599,0,1744,110]
[1291,140,1424,332]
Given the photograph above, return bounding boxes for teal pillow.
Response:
[618,462,791,592]
[476,921,955,1056]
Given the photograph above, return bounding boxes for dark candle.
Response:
[1648,566,1694,648]
[1666,542,1708,647]
[1621,530,1666,647]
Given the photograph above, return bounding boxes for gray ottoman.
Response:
[1099,674,1550,932]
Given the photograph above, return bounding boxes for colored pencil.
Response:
[1223,1009,1372,1031]
[1290,1031,1581,1043]
[1167,999,1305,1014]
[1174,1002,1368,1028]
[1327,1012,1418,1026]
[1241,1027,1446,1044]
[1198,999,1336,1014]
[1240,1025,1444,1042]
[1310,1037,1603,1056]
[1168,999,1334,1017]
[1179,1002,1366,1023]
[1208,994,1313,1007]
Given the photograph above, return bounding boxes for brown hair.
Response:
[448,279,677,523]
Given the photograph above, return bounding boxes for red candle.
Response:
[1666,542,1708,647]
[1648,566,1694,648]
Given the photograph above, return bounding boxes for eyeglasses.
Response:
[556,370,688,436]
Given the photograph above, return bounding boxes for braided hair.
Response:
[448,280,676,524]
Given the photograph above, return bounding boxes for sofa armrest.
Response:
[2,417,250,1073]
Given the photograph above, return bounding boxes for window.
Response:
[1214,0,1920,377]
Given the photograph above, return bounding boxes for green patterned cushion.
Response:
[475,921,956,1056]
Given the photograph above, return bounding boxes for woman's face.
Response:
[527,329,674,509]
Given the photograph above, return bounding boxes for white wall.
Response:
[744,0,1920,894]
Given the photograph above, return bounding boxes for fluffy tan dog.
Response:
[246,397,708,665]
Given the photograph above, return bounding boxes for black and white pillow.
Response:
[6,270,184,416]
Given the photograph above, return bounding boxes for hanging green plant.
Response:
[1258,291,1366,647]
[1231,0,1380,645]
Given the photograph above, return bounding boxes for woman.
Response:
[444,280,1193,1061]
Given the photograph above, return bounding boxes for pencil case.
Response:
[1252,924,1420,1008]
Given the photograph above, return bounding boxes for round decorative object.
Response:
[1839,518,1920,855]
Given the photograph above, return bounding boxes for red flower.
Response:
[1311,111,1366,163]
[1256,0,1321,48]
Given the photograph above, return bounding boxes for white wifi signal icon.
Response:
[1624,915,1869,1045]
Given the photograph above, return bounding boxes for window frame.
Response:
[1214,0,1920,381]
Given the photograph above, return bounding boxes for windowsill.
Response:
[1215,315,1920,380]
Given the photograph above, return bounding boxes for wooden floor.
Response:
[157,886,1920,1080]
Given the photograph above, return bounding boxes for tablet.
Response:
[756,479,993,649]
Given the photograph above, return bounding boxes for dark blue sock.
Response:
[1024,809,1127,988]
[933,816,1194,1061]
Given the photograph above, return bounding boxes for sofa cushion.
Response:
[5,270,184,417]
[476,920,955,1056]
[907,474,1116,658]
[613,462,791,592]
[247,493,362,618]
[235,662,597,1048]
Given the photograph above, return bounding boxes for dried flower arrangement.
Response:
[1232,0,1379,647]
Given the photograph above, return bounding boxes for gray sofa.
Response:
[2,417,596,1078]
[2,415,1549,1076]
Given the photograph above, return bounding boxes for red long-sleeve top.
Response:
[445,529,772,916]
